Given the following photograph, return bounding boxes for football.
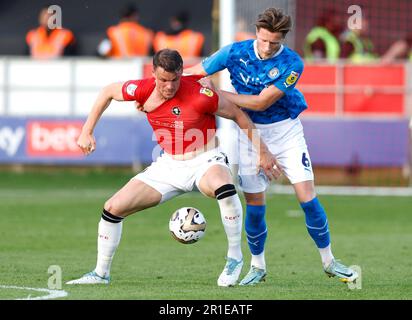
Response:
[169,207,206,244]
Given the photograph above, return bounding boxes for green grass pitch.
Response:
[0,170,411,300]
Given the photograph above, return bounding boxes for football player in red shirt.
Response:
[67,49,280,287]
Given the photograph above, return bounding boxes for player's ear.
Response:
[152,68,158,85]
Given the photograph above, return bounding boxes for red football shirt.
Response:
[122,75,219,155]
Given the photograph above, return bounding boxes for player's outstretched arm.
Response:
[183,62,208,76]
[215,92,282,180]
[221,85,285,111]
[197,77,285,112]
[77,82,125,155]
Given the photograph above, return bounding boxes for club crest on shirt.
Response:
[268,67,279,79]
[200,87,214,97]
[284,71,300,87]
[172,106,181,116]
[126,83,137,96]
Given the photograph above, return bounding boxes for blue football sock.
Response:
[300,197,330,249]
[245,204,267,255]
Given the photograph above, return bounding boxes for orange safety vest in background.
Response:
[26,27,74,59]
[153,29,204,58]
[107,22,154,57]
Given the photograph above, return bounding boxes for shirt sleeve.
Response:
[122,79,156,104]
[201,43,233,75]
[272,58,304,93]
[122,80,141,101]
[197,87,219,114]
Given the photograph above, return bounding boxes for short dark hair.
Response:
[255,8,291,37]
[175,11,189,26]
[153,49,183,73]
[120,4,138,19]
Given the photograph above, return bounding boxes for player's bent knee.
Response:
[104,199,125,217]
[293,181,316,203]
[215,184,237,200]
[244,192,265,206]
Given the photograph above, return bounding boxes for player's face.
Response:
[39,9,52,27]
[256,28,284,59]
[153,67,182,100]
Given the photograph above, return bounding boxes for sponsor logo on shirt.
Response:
[284,71,300,87]
[149,119,184,129]
[239,72,263,86]
[126,83,137,96]
[200,87,214,97]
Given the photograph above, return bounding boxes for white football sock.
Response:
[217,194,243,261]
[319,244,334,267]
[251,251,266,270]
[95,218,123,278]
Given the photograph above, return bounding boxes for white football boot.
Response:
[324,259,359,283]
[66,270,110,285]
[239,266,267,286]
[217,257,243,287]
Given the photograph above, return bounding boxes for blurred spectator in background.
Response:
[97,4,153,58]
[153,11,204,58]
[235,18,256,42]
[26,5,76,59]
[303,9,343,62]
[381,34,412,63]
[340,16,377,63]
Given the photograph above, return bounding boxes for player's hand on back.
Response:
[258,149,282,181]
[77,132,96,156]
[198,77,216,91]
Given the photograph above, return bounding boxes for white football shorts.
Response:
[133,148,230,202]
[238,117,314,193]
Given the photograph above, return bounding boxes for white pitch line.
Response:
[0,285,68,300]
[0,188,113,198]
